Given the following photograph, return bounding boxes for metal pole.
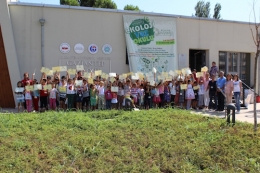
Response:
[39,18,45,67]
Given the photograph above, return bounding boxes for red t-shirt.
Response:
[21,78,33,87]
[40,84,48,97]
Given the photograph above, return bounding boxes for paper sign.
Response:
[43,84,52,90]
[150,80,155,86]
[180,84,188,90]
[34,84,42,90]
[110,77,115,83]
[15,87,24,92]
[193,85,200,90]
[169,70,175,77]
[75,80,83,86]
[119,75,125,80]
[40,67,48,73]
[68,69,76,75]
[60,66,67,72]
[83,73,91,78]
[101,73,108,79]
[46,70,54,76]
[25,86,33,91]
[176,70,181,75]
[109,73,116,77]
[76,65,84,71]
[95,70,102,76]
[147,77,154,83]
[201,66,208,72]
[196,72,203,78]
[59,86,66,92]
[165,77,172,81]
[88,78,94,84]
[111,86,119,92]
[52,66,60,72]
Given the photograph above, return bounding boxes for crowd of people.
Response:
[14,61,242,113]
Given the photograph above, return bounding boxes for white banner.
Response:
[123,15,178,73]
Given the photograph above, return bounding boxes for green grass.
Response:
[0,109,259,172]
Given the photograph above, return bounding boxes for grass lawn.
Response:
[0,109,259,172]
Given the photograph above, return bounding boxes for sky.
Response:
[17,0,260,23]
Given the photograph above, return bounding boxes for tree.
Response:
[249,0,259,132]
[60,0,79,6]
[61,0,117,9]
[93,0,117,9]
[213,3,221,19]
[124,4,140,11]
[195,1,211,18]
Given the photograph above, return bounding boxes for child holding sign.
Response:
[15,81,24,112]
[25,81,33,112]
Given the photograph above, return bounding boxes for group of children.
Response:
[14,68,242,113]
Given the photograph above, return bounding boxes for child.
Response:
[75,84,84,110]
[192,81,199,109]
[144,84,152,109]
[105,86,112,109]
[178,80,185,109]
[40,78,48,111]
[97,81,105,110]
[130,83,139,105]
[117,82,125,109]
[15,81,24,112]
[90,84,98,110]
[153,85,161,109]
[225,73,234,104]
[111,91,118,109]
[66,78,75,110]
[32,80,40,112]
[24,81,33,112]
[198,77,205,109]
[138,84,145,109]
[58,77,67,110]
[82,78,90,111]
[49,83,58,110]
[169,80,176,108]
[185,79,195,110]
[163,82,171,107]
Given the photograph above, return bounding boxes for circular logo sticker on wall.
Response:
[74,43,85,54]
[60,43,70,54]
[88,44,98,54]
[102,44,112,55]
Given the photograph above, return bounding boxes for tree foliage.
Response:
[124,4,140,11]
[60,0,79,6]
[195,1,211,18]
[61,0,117,9]
[213,3,221,19]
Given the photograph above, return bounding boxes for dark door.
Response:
[0,26,15,108]
[189,50,206,71]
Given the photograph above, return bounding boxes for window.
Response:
[219,51,250,85]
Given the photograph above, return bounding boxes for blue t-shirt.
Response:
[217,76,226,90]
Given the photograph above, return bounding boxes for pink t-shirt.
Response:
[225,80,234,94]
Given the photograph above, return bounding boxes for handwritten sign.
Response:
[59,86,66,92]
[111,86,119,92]
[119,75,125,80]
[15,87,24,92]
[109,73,116,77]
[25,86,34,91]
[75,80,83,86]
[40,67,49,73]
[193,85,200,90]
[68,69,76,75]
[60,66,67,72]
[196,72,203,78]
[52,66,60,72]
[180,84,188,90]
[201,66,208,72]
[43,84,52,90]
[46,70,54,76]
[76,65,84,71]
[165,77,173,81]
[95,70,102,76]
[88,78,93,84]
[34,84,42,90]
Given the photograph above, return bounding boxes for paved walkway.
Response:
[1,103,260,124]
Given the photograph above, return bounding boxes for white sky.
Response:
[18,0,260,23]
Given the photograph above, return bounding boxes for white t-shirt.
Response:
[49,88,57,99]
[97,86,105,96]
[233,80,241,92]
[169,83,176,95]
[67,84,75,94]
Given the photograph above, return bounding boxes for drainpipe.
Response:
[39,18,45,67]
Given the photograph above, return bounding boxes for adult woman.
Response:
[225,74,234,104]
[233,74,242,113]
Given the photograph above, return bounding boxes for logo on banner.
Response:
[88,44,98,54]
[127,17,154,45]
[74,43,84,54]
[102,44,112,54]
[60,43,70,53]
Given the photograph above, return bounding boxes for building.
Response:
[0,0,259,108]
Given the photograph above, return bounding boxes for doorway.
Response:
[189,49,207,71]
[0,25,15,108]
